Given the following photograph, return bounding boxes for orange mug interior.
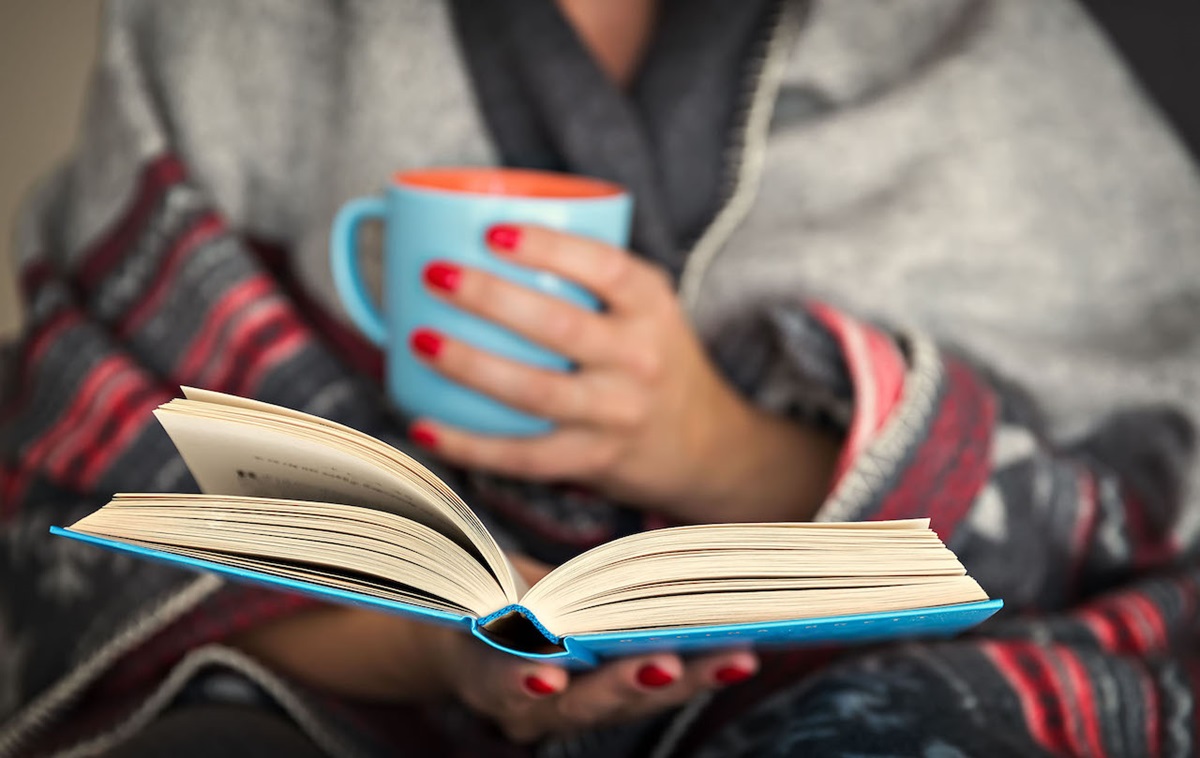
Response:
[393,167,624,199]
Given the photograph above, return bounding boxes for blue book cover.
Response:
[50,526,1002,667]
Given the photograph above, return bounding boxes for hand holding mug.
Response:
[330,167,837,523]
[408,224,839,524]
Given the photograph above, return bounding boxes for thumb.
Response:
[515,662,570,698]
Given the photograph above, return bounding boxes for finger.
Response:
[485,224,671,315]
[514,662,570,700]
[680,649,759,689]
[549,655,688,732]
[409,328,592,424]
[409,419,614,482]
[422,261,622,367]
[488,660,570,746]
[467,654,568,710]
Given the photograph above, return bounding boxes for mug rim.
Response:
[392,167,625,200]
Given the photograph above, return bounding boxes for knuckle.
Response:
[544,303,586,346]
[502,444,563,481]
[598,250,637,293]
[510,371,555,412]
[625,345,665,383]
[606,396,649,430]
[444,340,480,377]
[496,445,537,478]
[580,443,620,478]
[538,375,584,421]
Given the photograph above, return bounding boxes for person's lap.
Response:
[103,704,325,758]
[103,639,1056,758]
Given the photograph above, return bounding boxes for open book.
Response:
[53,389,1001,664]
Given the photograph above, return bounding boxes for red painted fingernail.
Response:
[524,675,557,696]
[409,329,443,358]
[409,424,438,449]
[486,224,521,253]
[715,666,753,685]
[423,262,462,293]
[636,664,675,688]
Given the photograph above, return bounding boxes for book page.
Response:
[519,520,989,636]
[71,494,511,616]
[156,395,518,600]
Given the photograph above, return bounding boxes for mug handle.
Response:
[330,196,389,346]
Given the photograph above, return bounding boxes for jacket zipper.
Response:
[677,0,806,313]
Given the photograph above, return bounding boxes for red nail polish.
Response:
[715,666,753,685]
[524,675,557,696]
[486,224,521,252]
[409,329,443,358]
[636,664,675,688]
[423,262,462,293]
[409,424,438,449]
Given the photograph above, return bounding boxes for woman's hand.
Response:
[429,554,758,744]
[408,224,839,523]
[430,622,756,744]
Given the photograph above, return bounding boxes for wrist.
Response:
[230,605,454,703]
[413,621,464,701]
[675,396,840,524]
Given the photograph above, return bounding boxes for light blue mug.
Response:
[330,167,632,436]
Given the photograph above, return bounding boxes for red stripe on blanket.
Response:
[1076,606,1121,651]
[1129,591,1170,652]
[246,236,384,381]
[875,357,995,542]
[170,276,274,385]
[983,641,1074,755]
[1124,489,1179,571]
[1138,658,1163,758]
[23,355,127,473]
[1109,596,1155,655]
[78,156,187,287]
[807,303,906,485]
[118,212,225,337]
[24,309,81,372]
[0,310,81,423]
[0,463,30,521]
[234,324,308,397]
[1070,467,1100,592]
[42,366,167,492]
[200,302,307,394]
[1058,646,1109,758]
[77,384,171,490]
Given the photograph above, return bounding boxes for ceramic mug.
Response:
[330,167,632,436]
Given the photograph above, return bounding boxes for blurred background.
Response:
[0,2,101,340]
[0,1,1195,343]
